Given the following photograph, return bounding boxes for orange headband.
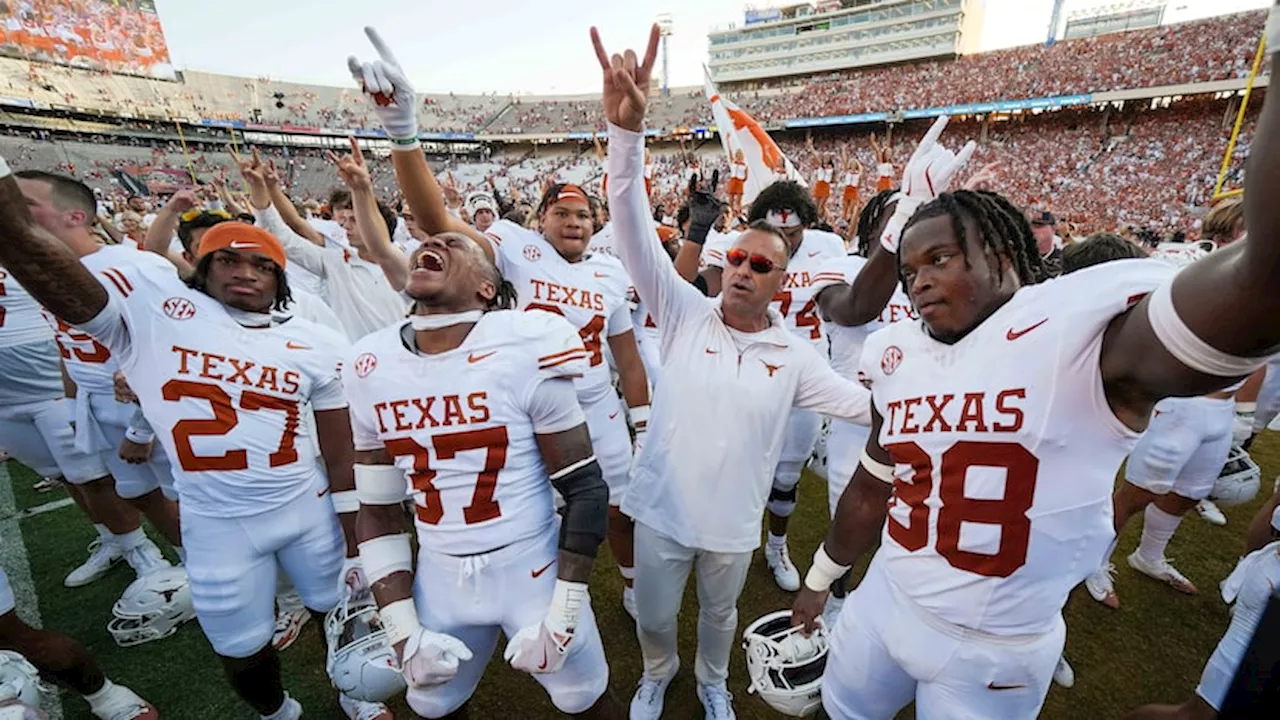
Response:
[197,223,287,270]
[553,184,590,207]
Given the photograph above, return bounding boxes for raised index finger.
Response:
[920,115,949,148]
[364,27,401,70]
[590,27,611,72]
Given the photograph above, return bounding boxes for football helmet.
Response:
[0,651,44,709]
[742,610,828,717]
[1211,445,1261,507]
[806,420,831,483]
[108,566,195,647]
[325,596,405,703]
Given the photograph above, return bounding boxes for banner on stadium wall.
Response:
[199,119,245,129]
[0,0,177,81]
[786,93,1094,128]
[703,65,805,205]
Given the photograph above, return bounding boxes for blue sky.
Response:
[152,0,1269,95]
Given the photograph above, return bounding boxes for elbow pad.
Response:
[549,456,609,558]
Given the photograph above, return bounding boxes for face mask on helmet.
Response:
[806,421,831,483]
[742,610,828,717]
[1210,444,1261,507]
[325,597,406,703]
[108,566,196,647]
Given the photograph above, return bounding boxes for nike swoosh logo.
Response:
[987,682,1027,691]
[808,251,821,257]
[609,411,619,420]
[285,341,310,350]
[531,560,554,579]
[705,348,718,355]
[316,487,330,498]
[593,272,608,278]
[537,646,549,671]
[468,351,497,364]
[229,240,260,250]
[1006,318,1048,341]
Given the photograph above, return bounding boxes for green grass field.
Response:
[5,432,1279,720]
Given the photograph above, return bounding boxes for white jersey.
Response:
[344,311,589,556]
[704,229,846,349]
[860,259,1175,635]
[77,259,350,519]
[1151,241,1215,270]
[0,267,54,346]
[484,220,633,404]
[818,255,916,381]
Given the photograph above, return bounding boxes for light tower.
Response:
[657,13,674,98]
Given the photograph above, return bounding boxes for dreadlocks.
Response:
[186,253,293,312]
[481,260,519,311]
[854,187,898,257]
[901,190,1048,291]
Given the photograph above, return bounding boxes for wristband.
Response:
[859,449,895,483]
[390,136,421,152]
[359,533,413,584]
[803,543,852,593]
[330,489,360,514]
[627,405,650,431]
[879,194,922,254]
[124,427,154,445]
[379,598,421,646]
[355,464,410,505]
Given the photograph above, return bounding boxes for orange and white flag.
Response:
[704,66,805,205]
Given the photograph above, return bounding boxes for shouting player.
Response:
[348,28,651,618]
[344,230,619,718]
[790,55,1280,715]
[0,168,389,720]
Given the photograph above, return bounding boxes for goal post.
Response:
[1213,31,1269,201]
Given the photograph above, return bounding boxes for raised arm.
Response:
[1101,13,1280,417]
[0,167,107,324]
[264,157,326,247]
[329,137,410,291]
[594,25,705,331]
[236,148,329,277]
[345,28,493,260]
[144,189,196,271]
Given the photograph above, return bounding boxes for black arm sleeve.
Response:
[550,459,609,557]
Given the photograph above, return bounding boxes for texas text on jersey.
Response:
[344,310,590,555]
[75,257,350,518]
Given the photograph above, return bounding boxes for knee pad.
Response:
[767,482,799,518]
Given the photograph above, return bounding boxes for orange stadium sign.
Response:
[703,65,805,204]
[0,0,175,81]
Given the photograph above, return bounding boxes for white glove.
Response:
[347,27,419,142]
[400,626,473,688]
[632,426,646,459]
[341,557,369,601]
[880,116,977,253]
[502,579,587,675]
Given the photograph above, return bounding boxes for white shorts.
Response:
[405,529,608,718]
[1125,396,1235,500]
[181,491,344,658]
[822,557,1063,720]
[0,567,12,616]
[0,397,108,483]
[82,393,177,501]
[582,392,633,506]
[826,419,870,519]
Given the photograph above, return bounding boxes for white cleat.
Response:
[696,682,736,720]
[764,541,801,592]
[272,604,310,651]
[1127,551,1198,594]
[260,695,302,720]
[339,693,392,720]
[1195,499,1227,527]
[1084,563,1120,609]
[622,586,638,622]
[65,539,122,588]
[90,683,159,720]
[1052,656,1075,689]
[122,540,170,578]
[629,673,674,720]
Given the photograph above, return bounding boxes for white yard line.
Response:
[0,463,64,719]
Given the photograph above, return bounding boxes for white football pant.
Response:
[0,397,107,483]
[1125,395,1234,500]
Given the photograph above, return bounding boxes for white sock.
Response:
[260,695,296,720]
[618,566,635,581]
[93,523,115,545]
[276,589,305,614]
[84,678,117,713]
[116,527,147,551]
[767,532,786,549]
[1137,505,1183,564]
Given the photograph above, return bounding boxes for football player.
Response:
[344,233,619,718]
[790,55,1280,716]
[0,172,389,720]
[348,29,651,619]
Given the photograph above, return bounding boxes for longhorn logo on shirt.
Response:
[354,352,378,378]
[523,244,542,262]
[162,296,196,320]
[761,360,782,377]
[881,345,903,375]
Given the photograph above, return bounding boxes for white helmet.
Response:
[806,420,831,482]
[1211,445,1261,507]
[742,610,828,717]
[108,566,195,647]
[0,651,44,708]
[325,597,405,703]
